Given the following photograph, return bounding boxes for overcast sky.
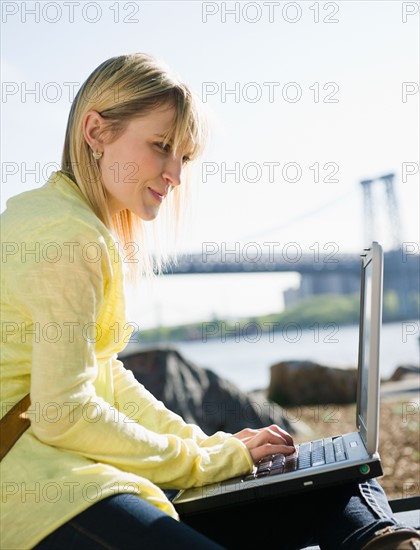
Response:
[1,1,419,327]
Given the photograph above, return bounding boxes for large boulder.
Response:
[119,345,297,435]
[268,360,358,406]
[389,364,420,381]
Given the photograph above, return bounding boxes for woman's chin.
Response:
[134,207,160,221]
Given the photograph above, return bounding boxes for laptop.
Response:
[172,241,384,516]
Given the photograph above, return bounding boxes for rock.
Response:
[268,360,358,406]
[389,364,420,382]
[119,345,297,435]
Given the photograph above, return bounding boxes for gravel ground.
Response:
[284,392,420,500]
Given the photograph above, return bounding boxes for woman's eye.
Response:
[155,142,171,153]
[155,142,191,164]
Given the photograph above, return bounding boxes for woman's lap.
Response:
[34,479,401,550]
[182,479,399,549]
[33,493,222,550]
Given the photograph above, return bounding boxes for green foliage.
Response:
[262,293,360,327]
[132,291,419,345]
[383,290,399,316]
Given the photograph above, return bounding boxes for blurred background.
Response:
[2,0,419,391]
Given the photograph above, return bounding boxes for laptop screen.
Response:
[356,242,383,455]
[359,258,372,431]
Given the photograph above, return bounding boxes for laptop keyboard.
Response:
[244,436,347,480]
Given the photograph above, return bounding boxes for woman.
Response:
[1,53,418,550]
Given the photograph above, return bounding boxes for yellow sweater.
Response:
[0,171,253,549]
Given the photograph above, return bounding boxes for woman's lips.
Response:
[148,188,165,202]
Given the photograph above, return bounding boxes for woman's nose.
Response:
[162,156,183,187]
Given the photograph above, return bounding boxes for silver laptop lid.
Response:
[356,241,384,455]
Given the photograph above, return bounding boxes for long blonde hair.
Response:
[61,53,206,280]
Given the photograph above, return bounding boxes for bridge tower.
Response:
[360,172,412,317]
[360,172,402,250]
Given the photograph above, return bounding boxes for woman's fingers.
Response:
[232,424,296,463]
[250,443,296,464]
[233,425,294,446]
[246,430,296,463]
[265,424,294,446]
[248,426,294,451]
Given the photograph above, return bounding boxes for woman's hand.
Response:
[232,425,295,463]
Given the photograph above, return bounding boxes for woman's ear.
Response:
[82,110,105,152]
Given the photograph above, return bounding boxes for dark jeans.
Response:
[34,479,404,550]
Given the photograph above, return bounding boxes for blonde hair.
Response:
[61,53,207,280]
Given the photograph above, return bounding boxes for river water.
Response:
[166,321,420,392]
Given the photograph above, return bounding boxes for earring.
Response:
[92,150,103,160]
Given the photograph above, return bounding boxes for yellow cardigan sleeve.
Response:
[10,221,253,490]
[111,356,238,445]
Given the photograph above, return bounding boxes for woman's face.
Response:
[93,104,190,220]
